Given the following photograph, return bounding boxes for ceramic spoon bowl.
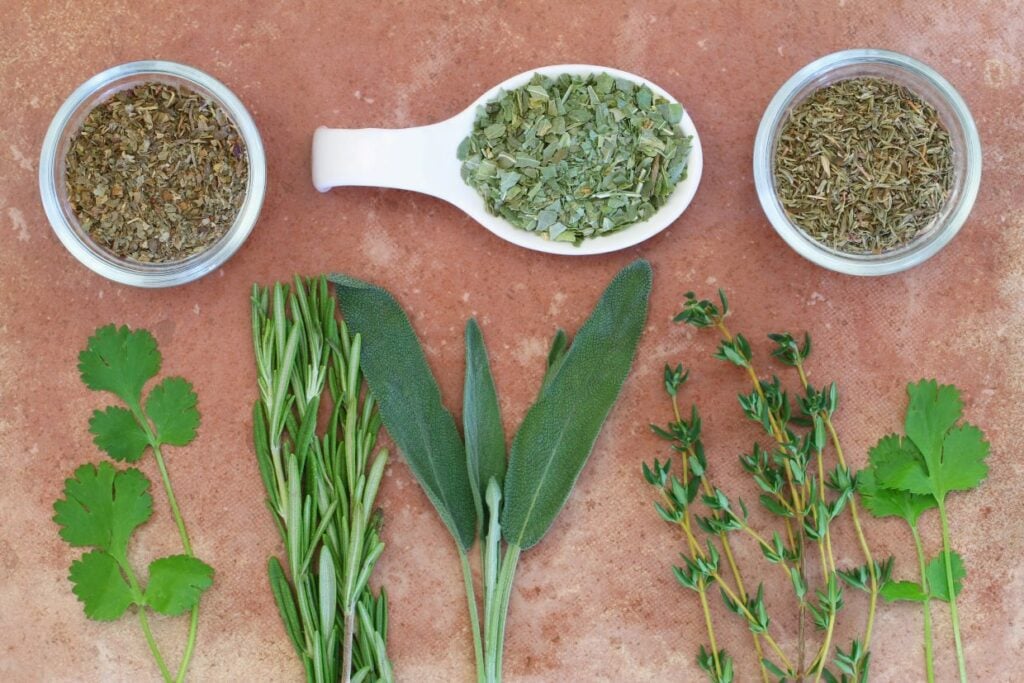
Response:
[312,64,703,255]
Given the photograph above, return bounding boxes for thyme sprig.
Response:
[645,290,884,682]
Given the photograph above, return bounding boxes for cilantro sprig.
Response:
[861,380,989,683]
[54,325,213,683]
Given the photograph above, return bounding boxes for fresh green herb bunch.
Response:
[861,381,989,683]
[644,291,886,682]
[331,260,652,682]
[54,325,214,683]
[252,277,392,683]
[458,73,692,244]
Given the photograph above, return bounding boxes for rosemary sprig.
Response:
[646,290,884,682]
[252,276,392,683]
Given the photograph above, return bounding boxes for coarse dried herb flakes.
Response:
[458,73,692,245]
[65,82,249,263]
[773,77,953,255]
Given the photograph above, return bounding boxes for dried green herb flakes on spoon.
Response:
[458,73,692,245]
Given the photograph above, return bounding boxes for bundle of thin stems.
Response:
[644,291,886,682]
[252,276,392,683]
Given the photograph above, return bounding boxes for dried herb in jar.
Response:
[457,73,692,245]
[65,82,249,263]
[773,77,953,254]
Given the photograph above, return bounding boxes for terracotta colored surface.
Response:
[1,1,1021,681]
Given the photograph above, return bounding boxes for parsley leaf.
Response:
[876,381,990,503]
[145,555,214,616]
[89,406,149,462]
[926,551,966,602]
[879,580,927,603]
[146,377,200,447]
[53,462,152,556]
[78,325,161,406]
[69,550,137,621]
[860,440,936,525]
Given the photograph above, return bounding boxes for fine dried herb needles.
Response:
[861,381,989,683]
[54,326,214,683]
[252,277,392,683]
[773,77,953,255]
[645,291,883,682]
[331,260,652,682]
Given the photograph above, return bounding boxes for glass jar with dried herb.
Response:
[773,76,954,255]
[64,81,249,263]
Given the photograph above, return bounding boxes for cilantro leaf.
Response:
[78,325,161,406]
[861,443,936,525]
[53,462,152,557]
[926,551,966,602]
[870,434,931,496]
[937,424,990,494]
[144,555,214,616]
[905,380,962,460]
[146,377,200,447]
[69,550,137,621]
[875,382,990,503]
[879,580,927,603]
[89,406,150,462]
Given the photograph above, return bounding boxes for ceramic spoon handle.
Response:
[312,117,465,201]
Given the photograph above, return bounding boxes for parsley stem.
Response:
[129,400,201,682]
[937,502,968,682]
[911,525,936,683]
[114,552,172,682]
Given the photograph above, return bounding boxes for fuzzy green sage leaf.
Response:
[329,274,477,551]
[464,318,506,530]
[502,259,652,549]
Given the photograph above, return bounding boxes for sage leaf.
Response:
[463,319,506,529]
[329,274,477,551]
[501,260,652,549]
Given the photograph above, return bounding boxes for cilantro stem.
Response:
[128,402,201,682]
[937,501,968,682]
[910,525,936,683]
[115,553,172,682]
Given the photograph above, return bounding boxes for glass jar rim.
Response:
[39,60,266,288]
[752,49,982,276]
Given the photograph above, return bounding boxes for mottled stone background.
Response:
[1,1,1021,681]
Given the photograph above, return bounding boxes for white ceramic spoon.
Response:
[312,64,703,256]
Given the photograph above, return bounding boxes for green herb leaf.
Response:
[144,554,214,616]
[878,381,990,502]
[89,406,149,462]
[53,462,153,556]
[78,325,161,405]
[858,458,935,526]
[68,550,137,621]
[146,377,200,446]
[880,580,928,603]
[463,319,506,529]
[926,551,966,602]
[329,275,477,550]
[502,260,652,549]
